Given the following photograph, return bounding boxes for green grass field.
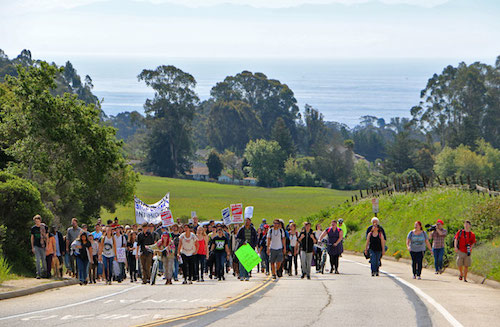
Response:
[302,188,500,281]
[101,175,355,225]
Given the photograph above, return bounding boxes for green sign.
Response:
[235,244,262,273]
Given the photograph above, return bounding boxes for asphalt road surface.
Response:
[1,254,498,327]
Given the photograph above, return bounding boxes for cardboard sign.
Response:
[372,198,379,214]
[230,203,243,223]
[161,210,174,227]
[244,206,254,219]
[235,244,261,273]
[222,207,231,225]
[191,211,197,219]
[117,247,127,263]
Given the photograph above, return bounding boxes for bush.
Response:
[0,172,53,275]
[0,255,12,284]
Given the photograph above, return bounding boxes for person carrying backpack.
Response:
[319,220,344,274]
[454,220,476,282]
[267,219,286,279]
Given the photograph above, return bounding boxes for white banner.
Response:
[135,193,170,225]
[222,207,231,225]
[244,206,254,219]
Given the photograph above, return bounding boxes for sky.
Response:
[1,0,499,60]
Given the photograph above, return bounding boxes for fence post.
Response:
[452,176,456,185]
[467,175,472,189]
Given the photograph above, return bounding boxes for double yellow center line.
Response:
[135,276,273,327]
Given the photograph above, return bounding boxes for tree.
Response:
[302,104,327,155]
[221,150,243,182]
[313,145,354,189]
[244,139,286,187]
[206,150,223,179]
[210,71,300,139]
[271,117,295,157]
[0,63,137,225]
[138,65,199,177]
[207,100,262,154]
[384,131,415,174]
[411,59,500,148]
[284,158,316,187]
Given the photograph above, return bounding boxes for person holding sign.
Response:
[236,217,257,281]
[267,219,286,280]
[210,226,231,281]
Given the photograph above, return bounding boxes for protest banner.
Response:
[161,210,174,227]
[116,247,127,263]
[244,206,254,219]
[222,207,231,225]
[135,193,169,224]
[235,244,261,272]
[230,203,243,224]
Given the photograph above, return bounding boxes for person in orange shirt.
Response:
[45,227,57,279]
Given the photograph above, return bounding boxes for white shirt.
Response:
[267,228,284,250]
[179,232,198,256]
[289,231,298,247]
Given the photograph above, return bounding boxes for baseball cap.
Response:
[289,219,294,223]
[437,219,444,225]
[338,218,344,223]
[263,224,269,229]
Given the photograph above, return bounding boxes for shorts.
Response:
[456,251,471,267]
[270,249,284,263]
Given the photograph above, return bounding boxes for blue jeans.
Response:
[239,262,249,279]
[173,257,179,279]
[76,257,89,283]
[260,251,269,273]
[103,256,114,282]
[433,248,444,272]
[215,252,226,278]
[369,250,382,273]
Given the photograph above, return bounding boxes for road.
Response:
[0,254,499,327]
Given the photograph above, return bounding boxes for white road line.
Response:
[344,259,464,327]
[0,285,142,321]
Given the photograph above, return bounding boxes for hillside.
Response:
[101,175,355,224]
[303,188,500,281]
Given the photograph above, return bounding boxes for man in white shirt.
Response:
[267,219,286,279]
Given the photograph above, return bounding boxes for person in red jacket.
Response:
[454,220,476,282]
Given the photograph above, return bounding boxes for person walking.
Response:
[364,224,385,276]
[319,220,344,274]
[298,222,317,279]
[211,226,231,281]
[114,227,127,282]
[45,227,56,279]
[429,219,447,274]
[288,223,299,276]
[258,224,270,275]
[177,224,199,284]
[267,219,286,280]
[88,234,99,283]
[170,224,180,281]
[99,227,117,285]
[137,223,155,284]
[52,225,65,279]
[156,230,175,285]
[313,223,323,271]
[236,218,258,281]
[31,215,47,279]
[406,221,432,280]
[454,220,476,282]
[71,232,93,285]
[66,218,83,278]
[196,228,208,282]
[126,232,138,283]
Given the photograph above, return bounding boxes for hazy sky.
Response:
[1,0,499,59]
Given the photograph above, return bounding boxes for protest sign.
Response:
[117,247,127,263]
[191,211,197,219]
[244,206,254,219]
[161,210,174,227]
[222,207,231,225]
[135,193,170,224]
[235,244,261,272]
[230,203,243,223]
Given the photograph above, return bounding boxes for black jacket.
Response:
[236,225,258,249]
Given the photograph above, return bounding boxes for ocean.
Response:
[47,56,477,127]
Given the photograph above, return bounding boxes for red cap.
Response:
[263,224,269,229]
[437,219,444,225]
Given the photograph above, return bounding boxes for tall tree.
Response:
[138,65,199,177]
[210,71,300,139]
[221,150,243,181]
[302,104,327,155]
[384,131,415,173]
[271,117,295,157]
[206,150,223,179]
[244,139,286,187]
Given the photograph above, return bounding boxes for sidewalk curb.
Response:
[344,250,500,289]
[0,279,79,300]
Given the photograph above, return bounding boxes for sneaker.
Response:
[188,280,193,284]
[435,272,439,274]
[376,272,379,276]
[218,277,221,281]
[222,276,225,281]
[417,276,421,280]
[301,274,305,279]
[182,280,187,284]
[36,276,41,279]
[412,275,416,279]
[459,275,463,281]
[464,279,468,283]
[245,277,250,281]
[307,275,311,280]
[272,275,277,279]
[335,270,339,274]
[201,278,204,282]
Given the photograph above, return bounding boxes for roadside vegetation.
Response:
[301,188,500,281]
